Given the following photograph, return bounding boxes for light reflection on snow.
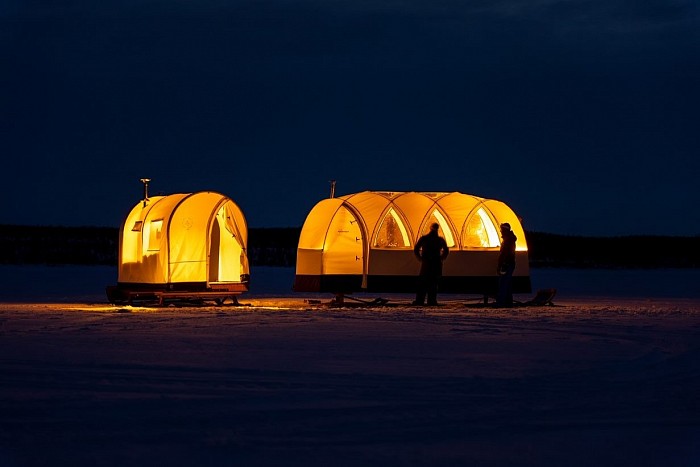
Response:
[1,266,700,307]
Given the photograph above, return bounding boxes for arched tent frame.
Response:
[294,191,530,296]
[107,191,249,305]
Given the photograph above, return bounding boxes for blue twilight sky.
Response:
[2,0,699,236]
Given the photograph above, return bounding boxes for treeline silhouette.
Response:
[0,225,698,268]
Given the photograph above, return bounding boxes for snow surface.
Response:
[1,266,700,466]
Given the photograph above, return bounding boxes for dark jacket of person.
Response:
[498,229,517,271]
[414,230,449,276]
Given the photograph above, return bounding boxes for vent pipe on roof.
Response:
[329,180,336,198]
[140,178,151,207]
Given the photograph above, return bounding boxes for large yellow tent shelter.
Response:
[294,191,530,296]
[107,191,249,305]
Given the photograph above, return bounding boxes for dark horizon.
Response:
[1,224,698,270]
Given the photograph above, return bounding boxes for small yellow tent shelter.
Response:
[107,191,249,305]
[294,191,530,296]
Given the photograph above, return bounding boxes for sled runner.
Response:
[329,294,391,307]
[465,288,558,308]
[523,288,557,306]
[106,283,245,306]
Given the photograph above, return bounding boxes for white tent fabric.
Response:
[118,192,249,288]
[295,191,530,294]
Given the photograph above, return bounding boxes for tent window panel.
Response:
[132,221,143,232]
[374,208,410,248]
[463,208,500,248]
[421,209,455,247]
[147,219,163,251]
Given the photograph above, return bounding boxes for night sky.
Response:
[2,0,699,236]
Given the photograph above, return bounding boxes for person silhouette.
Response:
[413,223,449,306]
[496,222,517,307]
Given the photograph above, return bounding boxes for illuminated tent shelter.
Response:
[106,191,249,305]
[294,191,530,296]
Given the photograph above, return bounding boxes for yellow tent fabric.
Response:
[295,191,530,294]
[117,191,249,288]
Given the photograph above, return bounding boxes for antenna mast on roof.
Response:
[329,180,336,198]
[140,178,151,207]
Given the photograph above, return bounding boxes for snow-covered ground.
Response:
[1,266,699,466]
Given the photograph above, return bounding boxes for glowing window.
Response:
[463,208,500,248]
[374,208,410,248]
[147,219,163,251]
[422,209,455,247]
